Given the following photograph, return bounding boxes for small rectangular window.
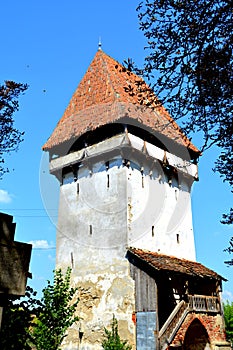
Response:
[71,252,74,268]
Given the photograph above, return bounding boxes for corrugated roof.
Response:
[42,50,199,154]
[128,247,225,281]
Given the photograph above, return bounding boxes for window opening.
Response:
[71,252,74,268]
[142,176,144,188]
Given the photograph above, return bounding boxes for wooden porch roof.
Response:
[127,248,226,281]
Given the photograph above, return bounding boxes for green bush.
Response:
[102,314,131,350]
[223,301,233,343]
[30,267,79,350]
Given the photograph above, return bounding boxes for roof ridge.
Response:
[98,50,120,102]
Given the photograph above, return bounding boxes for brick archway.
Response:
[183,318,211,350]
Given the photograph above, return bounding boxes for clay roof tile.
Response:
[42,50,200,155]
[128,247,225,281]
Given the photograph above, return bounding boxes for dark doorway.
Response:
[184,319,211,350]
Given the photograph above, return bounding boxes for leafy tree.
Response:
[223,301,233,343]
[0,80,28,178]
[0,269,79,350]
[102,314,132,350]
[30,267,79,350]
[131,1,232,230]
[0,286,41,350]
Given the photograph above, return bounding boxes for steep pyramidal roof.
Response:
[43,49,199,155]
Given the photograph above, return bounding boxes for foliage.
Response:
[30,267,79,350]
[102,314,132,350]
[132,1,232,230]
[0,80,28,178]
[0,268,78,350]
[223,301,233,343]
[0,286,41,350]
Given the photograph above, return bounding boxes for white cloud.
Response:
[0,189,12,203]
[28,240,52,249]
[222,290,233,302]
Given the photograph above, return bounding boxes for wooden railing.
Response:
[158,295,220,350]
[158,300,189,350]
[188,295,220,313]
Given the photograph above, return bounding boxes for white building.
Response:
[43,49,229,350]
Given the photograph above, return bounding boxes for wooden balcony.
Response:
[188,295,220,313]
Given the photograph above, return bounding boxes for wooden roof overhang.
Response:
[127,247,226,283]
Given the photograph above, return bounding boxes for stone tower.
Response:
[43,49,229,350]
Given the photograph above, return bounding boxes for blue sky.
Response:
[0,0,232,299]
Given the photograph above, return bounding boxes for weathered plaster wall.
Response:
[60,264,136,350]
[55,134,197,349]
[54,134,197,263]
[56,163,135,349]
[57,153,196,263]
[126,157,196,260]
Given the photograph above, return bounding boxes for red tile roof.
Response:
[128,247,225,281]
[42,50,199,154]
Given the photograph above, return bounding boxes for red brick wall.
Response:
[171,312,227,346]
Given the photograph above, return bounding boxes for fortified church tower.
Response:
[43,48,230,350]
